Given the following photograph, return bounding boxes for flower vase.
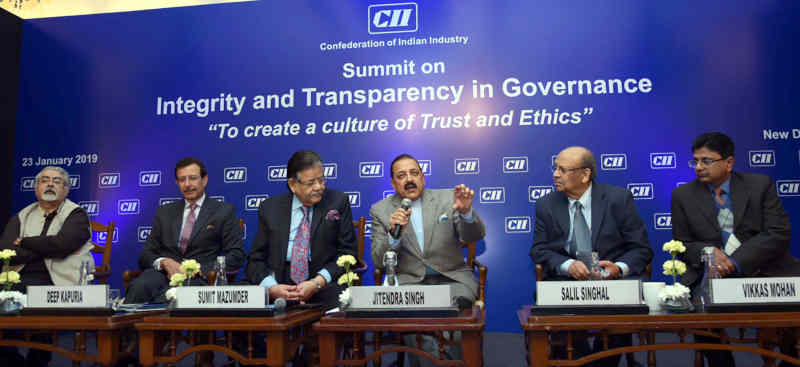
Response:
[661,295,693,313]
[0,297,23,315]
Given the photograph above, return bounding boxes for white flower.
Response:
[0,249,16,260]
[179,259,201,275]
[662,240,686,254]
[658,284,690,302]
[165,287,177,301]
[169,273,187,286]
[0,290,25,303]
[336,255,357,268]
[338,288,352,306]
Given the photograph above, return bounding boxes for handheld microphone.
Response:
[390,198,413,239]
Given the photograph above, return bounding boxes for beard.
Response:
[41,192,58,201]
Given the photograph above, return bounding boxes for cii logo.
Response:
[69,175,80,189]
[95,228,119,244]
[505,216,531,234]
[650,152,676,169]
[365,220,372,238]
[99,173,120,188]
[118,199,140,215]
[20,176,36,191]
[267,165,287,182]
[418,159,432,176]
[529,185,554,202]
[383,190,396,199]
[323,163,338,180]
[479,187,505,204]
[368,2,418,35]
[502,156,528,173]
[654,213,672,230]
[210,195,225,202]
[601,154,627,170]
[159,197,180,206]
[224,167,247,183]
[777,180,800,197]
[245,194,269,211]
[359,161,384,178]
[138,226,152,243]
[79,201,100,216]
[749,150,776,168]
[627,183,654,200]
[454,158,480,175]
[346,192,361,208]
[139,170,162,187]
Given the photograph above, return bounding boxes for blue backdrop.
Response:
[12,1,800,332]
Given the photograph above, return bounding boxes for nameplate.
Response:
[711,277,800,304]
[175,286,266,309]
[349,285,451,309]
[27,285,109,308]
[537,280,642,306]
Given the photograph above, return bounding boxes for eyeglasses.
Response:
[688,158,726,168]
[552,165,586,175]
[296,177,325,187]
[394,169,422,180]
[38,175,64,185]
[177,175,202,183]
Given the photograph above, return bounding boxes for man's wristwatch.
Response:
[312,278,323,289]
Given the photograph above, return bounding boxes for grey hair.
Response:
[35,166,71,189]
[580,150,597,181]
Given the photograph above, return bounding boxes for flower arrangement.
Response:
[658,240,691,303]
[0,249,25,306]
[165,259,201,301]
[336,255,358,308]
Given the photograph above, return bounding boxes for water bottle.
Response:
[78,260,92,285]
[214,256,228,286]
[698,246,717,311]
[383,250,399,286]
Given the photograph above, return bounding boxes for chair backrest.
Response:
[460,241,487,307]
[90,220,115,284]
[352,216,366,262]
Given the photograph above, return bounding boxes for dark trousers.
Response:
[123,269,170,304]
[696,333,736,367]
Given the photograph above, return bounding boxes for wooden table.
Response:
[314,306,485,367]
[518,307,800,367]
[0,311,160,366]
[135,308,323,367]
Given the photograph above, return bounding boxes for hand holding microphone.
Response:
[389,198,413,239]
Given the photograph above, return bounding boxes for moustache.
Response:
[404,182,417,190]
[44,189,56,194]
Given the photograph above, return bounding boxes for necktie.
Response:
[571,201,591,255]
[714,187,725,206]
[179,203,197,253]
[290,206,311,285]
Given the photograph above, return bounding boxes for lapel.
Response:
[172,200,186,250]
[189,196,216,243]
[277,193,293,264]
[590,183,607,249]
[421,190,436,256]
[309,194,325,243]
[729,173,748,231]
[691,180,721,231]
[553,192,570,242]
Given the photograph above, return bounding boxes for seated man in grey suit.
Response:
[370,153,486,367]
[672,132,800,367]
[126,157,246,304]
[531,146,652,367]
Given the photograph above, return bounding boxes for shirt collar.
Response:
[292,194,309,212]
[568,182,592,209]
[707,177,731,194]
[185,193,206,209]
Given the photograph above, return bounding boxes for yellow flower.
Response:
[336,255,357,268]
[0,249,16,260]
[169,273,187,286]
[662,240,686,254]
[0,272,6,283]
[179,259,201,274]
[662,260,687,276]
[6,271,20,284]
[337,271,360,286]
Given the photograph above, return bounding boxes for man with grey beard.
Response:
[0,166,94,366]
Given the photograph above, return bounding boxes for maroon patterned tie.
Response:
[179,203,197,254]
[290,206,311,284]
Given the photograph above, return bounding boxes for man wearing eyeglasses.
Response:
[127,157,246,304]
[531,146,652,367]
[370,153,486,367]
[672,132,800,367]
[246,150,357,309]
[0,166,94,366]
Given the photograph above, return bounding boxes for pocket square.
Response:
[206,224,215,230]
[438,212,449,223]
[325,209,341,221]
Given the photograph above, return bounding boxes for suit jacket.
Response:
[245,189,357,285]
[672,172,799,289]
[531,182,653,280]
[370,189,486,298]
[138,196,246,274]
